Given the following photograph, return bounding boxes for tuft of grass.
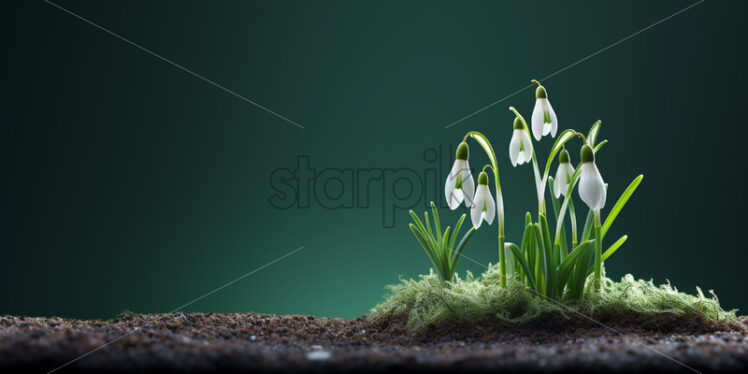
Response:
[370,266,740,333]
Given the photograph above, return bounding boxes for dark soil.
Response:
[0,312,746,373]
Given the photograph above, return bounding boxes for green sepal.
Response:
[478,171,489,185]
[580,144,595,163]
[535,85,547,99]
[513,116,524,130]
[455,142,469,160]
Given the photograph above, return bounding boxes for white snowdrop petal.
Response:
[579,163,606,210]
[460,162,475,208]
[554,163,575,198]
[554,166,566,198]
[470,187,486,229]
[548,101,558,138]
[531,99,544,141]
[541,100,552,136]
[564,164,575,196]
[444,161,460,209]
[483,188,496,225]
[445,159,472,210]
[519,131,533,165]
[521,149,532,165]
[509,130,521,167]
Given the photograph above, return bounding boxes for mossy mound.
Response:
[370,264,741,333]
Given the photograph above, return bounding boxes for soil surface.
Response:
[0,312,746,373]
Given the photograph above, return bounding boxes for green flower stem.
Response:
[463,131,508,288]
[568,198,578,248]
[593,209,602,291]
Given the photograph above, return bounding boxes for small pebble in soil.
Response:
[306,350,332,361]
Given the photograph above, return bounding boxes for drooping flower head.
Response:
[578,144,606,211]
[553,148,575,198]
[509,116,533,167]
[530,83,558,141]
[471,171,496,229]
[444,142,475,209]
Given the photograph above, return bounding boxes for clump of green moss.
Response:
[370,265,740,333]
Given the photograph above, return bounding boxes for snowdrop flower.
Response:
[553,148,575,198]
[578,144,606,211]
[530,82,558,141]
[509,117,533,167]
[445,142,475,209]
[471,171,496,229]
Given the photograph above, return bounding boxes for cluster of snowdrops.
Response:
[408,79,642,301]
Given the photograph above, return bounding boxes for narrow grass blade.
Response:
[587,120,601,147]
[410,210,437,248]
[533,223,547,296]
[452,227,476,268]
[522,222,536,287]
[441,226,452,266]
[539,215,554,266]
[409,224,440,278]
[430,202,442,242]
[556,240,594,296]
[508,243,537,291]
[601,235,627,262]
[570,244,594,299]
[448,214,466,257]
[568,198,578,246]
[581,209,594,242]
[423,211,434,240]
[601,175,643,239]
[593,139,608,153]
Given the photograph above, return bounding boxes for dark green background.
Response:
[2,0,746,320]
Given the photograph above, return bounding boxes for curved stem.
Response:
[531,79,541,86]
[463,131,507,287]
[573,131,587,143]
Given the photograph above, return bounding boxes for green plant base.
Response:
[370,265,739,333]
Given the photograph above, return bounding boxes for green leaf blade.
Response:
[602,175,643,239]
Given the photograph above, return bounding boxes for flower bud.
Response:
[513,117,524,130]
[535,85,547,99]
[478,171,489,186]
[455,142,469,161]
[580,144,595,163]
